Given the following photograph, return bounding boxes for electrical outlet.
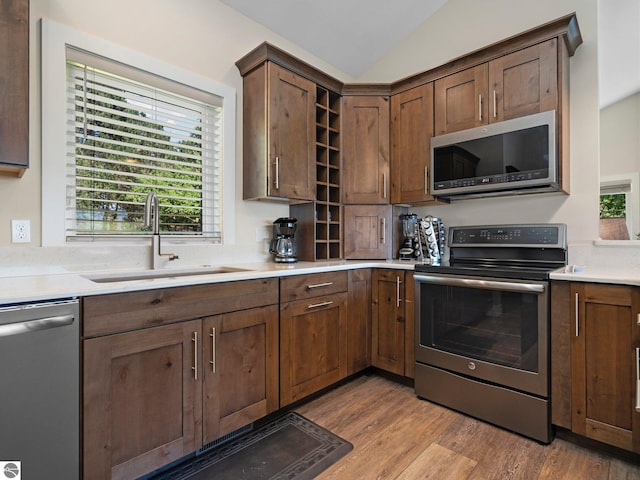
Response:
[11,219,31,243]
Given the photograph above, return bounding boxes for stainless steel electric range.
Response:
[413,224,567,443]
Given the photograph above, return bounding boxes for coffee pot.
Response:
[269,217,297,263]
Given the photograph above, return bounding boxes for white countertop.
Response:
[550,265,640,286]
[0,260,417,304]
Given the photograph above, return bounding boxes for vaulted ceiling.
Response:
[222,0,639,108]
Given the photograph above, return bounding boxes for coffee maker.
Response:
[269,217,297,263]
[398,214,423,261]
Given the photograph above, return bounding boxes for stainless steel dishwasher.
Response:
[0,298,80,480]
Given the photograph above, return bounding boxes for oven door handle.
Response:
[414,274,545,294]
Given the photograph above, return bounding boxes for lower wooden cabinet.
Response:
[571,282,640,453]
[202,306,279,444]
[83,320,203,480]
[347,269,372,375]
[372,269,413,377]
[82,280,279,480]
[280,292,348,406]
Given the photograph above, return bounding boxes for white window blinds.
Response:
[65,48,223,240]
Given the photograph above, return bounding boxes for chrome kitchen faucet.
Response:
[144,191,179,269]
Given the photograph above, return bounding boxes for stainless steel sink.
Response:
[83,266,253,283]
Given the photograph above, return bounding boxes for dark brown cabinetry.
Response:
[0,0,29,177]
[372,269,413,377]
[202,306,279,444]
[343,204,392,259]
[241,61,315,201]
[279,272,348,406]
[347,268,372,374]
[551,280,640,454]
[342,95,390,204]
[571,282,640,453]
[82,279,279,480]
[434,39,558,136]
[390,83,437,205]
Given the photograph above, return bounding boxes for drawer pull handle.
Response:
[192,331,198,380]
[307,282,333,290]
[636,348,640,413]
[307,301,334,309]
[209,327,216,373]
[575,292,579,337]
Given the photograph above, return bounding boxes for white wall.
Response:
[0,0,601,271]
[600,92,640,177]
[0,0,354,270]
[360,0,600,245]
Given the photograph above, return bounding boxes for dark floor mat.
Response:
[149,412,352,480]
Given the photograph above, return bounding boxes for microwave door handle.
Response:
[414,274,545,294]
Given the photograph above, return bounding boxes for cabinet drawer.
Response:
[83,278,279,337]
[280,271,348,302]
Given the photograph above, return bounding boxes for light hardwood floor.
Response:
[295,374,640,479]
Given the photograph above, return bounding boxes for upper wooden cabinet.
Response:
[342,95,390,204]
[240,61,316,201]
[390,83,436,204]
[0,0,29,177]
[434,39,558,136]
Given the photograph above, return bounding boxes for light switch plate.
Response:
[11,219,31,243]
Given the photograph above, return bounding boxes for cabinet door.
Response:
[391,83,436,204]
[83,320,202,480]
[404,271,415,379]
[571,283,640,453]
[342,95,390,204]
[347,269,372,374]
[268,63,315,200]
[280,293,347,406]
[434,64,488,135]
[202,305,279,444]
[372,269,405,375]
[343,204,392,259]
[489,39,558,123]
[0,0,28,176]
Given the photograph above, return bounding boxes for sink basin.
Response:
[84,266,253,283]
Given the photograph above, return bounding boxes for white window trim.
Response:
[41,18,236,246]
[600,172,640,239]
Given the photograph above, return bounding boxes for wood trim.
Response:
[550,281,572,429]
[83,278,278,337]
[390,13,582,95]
[585,419,633,452]
[235,42,343,93]
[341,84,391,96]
[0,164,26,177]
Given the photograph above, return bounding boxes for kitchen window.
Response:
[41,19,236,246]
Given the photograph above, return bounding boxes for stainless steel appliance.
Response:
[269,217,297,263]
[0,298,80,479]
[430,110,557,199]
[414,224,567,443]
[398,214,422,261]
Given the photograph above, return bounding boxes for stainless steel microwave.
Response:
[430,110,557,199]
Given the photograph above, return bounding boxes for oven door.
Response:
[414,273,549,397]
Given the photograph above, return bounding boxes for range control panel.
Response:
[449,224,566,248]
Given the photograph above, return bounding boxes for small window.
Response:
[65,48,223,241]
[599,179,634,240]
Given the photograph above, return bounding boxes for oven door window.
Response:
[421,284,540,372]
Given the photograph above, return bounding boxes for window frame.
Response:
[41,18,236,246]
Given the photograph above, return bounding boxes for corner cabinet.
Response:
[372,269,414,378]
[239,60,315,201]
[0,0,29,177]
[82,279,279,480]
[390,83,439,205]
[570,282,640,453]
[342,93,390,204]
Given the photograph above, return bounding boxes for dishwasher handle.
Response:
[0,314,75,338]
